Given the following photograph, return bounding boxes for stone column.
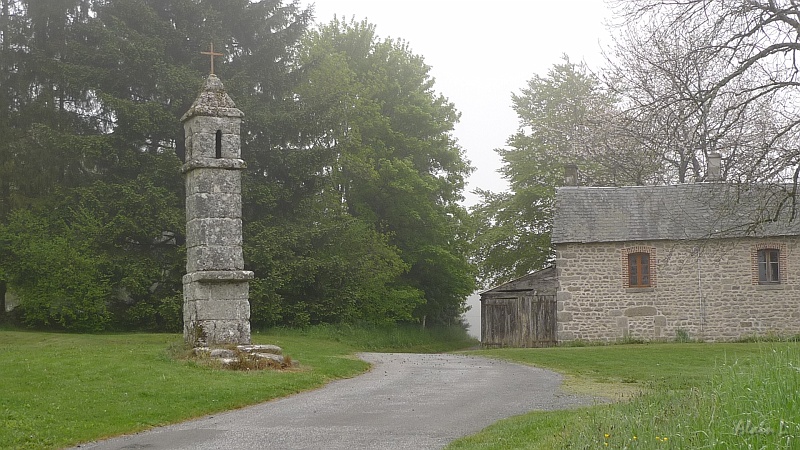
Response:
[181,74,253,347]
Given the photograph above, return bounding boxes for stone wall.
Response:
[555,237,800,342]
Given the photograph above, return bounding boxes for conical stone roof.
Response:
[181,74,244,121]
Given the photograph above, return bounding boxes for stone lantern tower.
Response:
[181,72,253,347]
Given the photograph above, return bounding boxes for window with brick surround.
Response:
[758,249,780,284]
[628,252,650,287]
[751,243,787,285]
[622,247,656,288]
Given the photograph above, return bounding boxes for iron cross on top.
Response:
[201,42,223,74]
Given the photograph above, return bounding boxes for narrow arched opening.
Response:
[215,130,222,158]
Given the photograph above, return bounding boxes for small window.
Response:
[215,130,222,158]
[758,249,780,284]
[628,252,650,287]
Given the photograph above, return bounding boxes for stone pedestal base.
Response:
[192,344,298,370]
[183,270,254,346]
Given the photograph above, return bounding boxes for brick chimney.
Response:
[707,152,722,182]
[564,164,579,186]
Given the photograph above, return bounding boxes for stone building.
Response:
[181,74,253,346]
[481,176,800,346]
[552,182,800,342]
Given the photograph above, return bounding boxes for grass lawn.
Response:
[0,325,476,449]
[5,328,797,450]
[449,342,800,449]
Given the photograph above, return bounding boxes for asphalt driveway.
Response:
[76,352,595,450]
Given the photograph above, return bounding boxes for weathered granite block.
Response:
[238,344,282,355]
[185,299,250,321]
[253,353,284,364]
[188,133,214,158]
[220,135,240,159]
[186,193,241,220]
[558,330,575,340]
[186,116,240,137]
[185,132,242,159]
[183,279,250,302]
[183,270,254,283]
[186,169,241,195]
[186,246,244,271]
[184,319,250,347]
[186,218,243,248]
[210,348,235,358]
[182,158,246,173]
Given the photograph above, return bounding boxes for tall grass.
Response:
[565,345,800,449]
[450,343,800,449]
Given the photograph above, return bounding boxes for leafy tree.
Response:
[0,2,476,330]
[0,0,312,330]
[2,208,111,331]
[0,0,116,326]
[291,18,476,326]
[472,58,639,287]
[85,0,312,329]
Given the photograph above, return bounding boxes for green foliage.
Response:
[675,328,693,343]
[246,214,417,327]
[293,18,476,325]
[65,175,185,331]
[472,58,616,287]
[1,209,111,331]
[0,171,185,330]
[0,1,474,330]
[121,294,183,333]
[264,323,479,353]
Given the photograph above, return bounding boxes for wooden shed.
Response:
[480,267,557,348]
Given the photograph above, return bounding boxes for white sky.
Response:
[303,0,612,207]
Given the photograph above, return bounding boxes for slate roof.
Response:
[552,183,800,244]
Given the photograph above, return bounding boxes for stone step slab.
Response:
[210,348,235,358]
[236,344,282,355]
[192,344,295,370]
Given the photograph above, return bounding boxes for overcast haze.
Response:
[304,0,612,206]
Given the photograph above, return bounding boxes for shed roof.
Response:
[480,266,557,297]
[552,183,800,244]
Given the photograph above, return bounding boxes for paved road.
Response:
[76,353,594,450]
